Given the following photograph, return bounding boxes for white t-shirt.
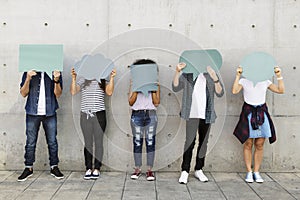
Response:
[239,78,272,106]
[189,73,206,119]
[37,72,46,115]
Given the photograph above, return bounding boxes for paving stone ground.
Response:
[0,171,299,200]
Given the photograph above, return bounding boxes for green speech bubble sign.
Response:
[19,44,63,79]
[130,64,158,96]
[180,49,222,80]
[240,52,276,85]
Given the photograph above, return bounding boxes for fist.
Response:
[274,66,281,77]
[236,66,243,76]
[27,70,37,79]
[71,68,77,78]
[53,70,61,81]
[176,62,186,72]
[110,69,116,78]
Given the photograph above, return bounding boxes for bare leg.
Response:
[253,138,265,172]
[243,138,254,172]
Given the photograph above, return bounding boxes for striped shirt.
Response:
[77,78,105,113]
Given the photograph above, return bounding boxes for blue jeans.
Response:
[24,114,59,167]
[130,110,157,167]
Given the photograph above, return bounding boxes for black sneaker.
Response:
[18,168,33,182]
[50,166,64,179]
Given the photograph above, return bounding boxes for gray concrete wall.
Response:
[0,0,299,172]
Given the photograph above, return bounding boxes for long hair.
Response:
[83,79,106,92]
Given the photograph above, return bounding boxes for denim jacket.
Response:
[20,72,63,116]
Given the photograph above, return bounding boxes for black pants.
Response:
[181,119,211,173]
[80,111,106,170]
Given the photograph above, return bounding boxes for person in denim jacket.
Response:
[18,70,64,181]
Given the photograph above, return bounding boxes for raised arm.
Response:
[172,62,185,92]
[151,83,160,106]
[20,70,37,97]
[70,68,81,96]
[207,66,223,96]
[105,69,116,96]
[128,80,138,106]
[53,70,62,98]
[268,67,285,94]
[232,66,243,94]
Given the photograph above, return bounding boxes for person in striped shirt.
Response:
[70,67,116,180]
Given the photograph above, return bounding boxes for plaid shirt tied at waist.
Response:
[233,102,276,144]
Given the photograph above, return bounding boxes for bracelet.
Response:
[277,77,283,80]
[214,79,220,83]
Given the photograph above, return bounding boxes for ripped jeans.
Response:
[130,110,157,168]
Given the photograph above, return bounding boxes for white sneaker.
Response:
[91,169,100,179]
[179,171,189,184]
[245,172,254,183]
[84,169,92,180]
[194,170,208,182]
[253,172,264,183]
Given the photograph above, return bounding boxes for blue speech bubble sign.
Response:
[74,54,114,81]
[240,52,276,85]
[130,64,158,96]
[19,44,63,79]
[180,49,222,80]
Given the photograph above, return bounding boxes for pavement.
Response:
[0,170,300,200]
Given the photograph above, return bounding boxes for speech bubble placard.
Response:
[130,64,158,96]
[74,54,114,81]
[180,49,222,80]
[240,52,276,85]
[19,44,63,79]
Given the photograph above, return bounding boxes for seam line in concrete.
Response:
[120,172,127,200]
[210,172,229,200]
[266,172,298,200]
[50,171,71,200]
[85,174,97,200]
[237,172,263,200]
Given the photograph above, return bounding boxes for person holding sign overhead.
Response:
[129,59,160,181]
[18,70,64,181]
[70,67,116,180]
[232,66,284,183]
[173,62,224,184]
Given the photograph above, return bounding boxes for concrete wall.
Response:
[0,0,299,172]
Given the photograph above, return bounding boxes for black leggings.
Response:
[80,111,106,170]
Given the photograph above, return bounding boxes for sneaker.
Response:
[91,169,100,180]
[18,168,33,182]
[50,166,64,180]
[253,172,264,183]
[245,172,254,183]
[146,170,155,181]
[84,169,92,180]
[194,170,208,182]
[178,171,189,184]
[130,168,141,180]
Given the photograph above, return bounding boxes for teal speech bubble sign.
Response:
[130,64,158,96]
[240,52,276,85]
[180,49,222,80]
[19,44,63,79]
[74,54,114,82]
